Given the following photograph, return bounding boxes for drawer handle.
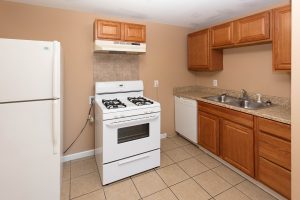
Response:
[118,154,150,165]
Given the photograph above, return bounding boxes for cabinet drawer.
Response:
[257,157,291,199]
[257,117,290,141]
[102,149,160,185]
[198,101,253,128]
[258,132,291,170]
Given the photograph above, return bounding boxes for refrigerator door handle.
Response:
[52,100,59,154]
[52,41,60,99]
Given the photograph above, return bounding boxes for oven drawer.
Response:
[102,149,160,185]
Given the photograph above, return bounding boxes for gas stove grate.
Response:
[128,97,154,106]
[102,99,126,109]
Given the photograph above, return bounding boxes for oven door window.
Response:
[118,123,149,144]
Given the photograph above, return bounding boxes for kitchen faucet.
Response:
[241,89,249,100]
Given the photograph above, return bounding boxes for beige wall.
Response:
[0,1,195,155]
[196,44,291,97]
[291,1,300,199]
[139,22,196,136]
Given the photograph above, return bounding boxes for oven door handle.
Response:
[106,115,159,128]
[118,153,150,165]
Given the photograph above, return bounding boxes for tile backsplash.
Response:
[93,53,139,82]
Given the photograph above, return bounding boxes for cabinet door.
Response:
[198,111,219,155]
[188,30,209,69]
[273,5,291,70]
[221,120,254,176]
[124,23,146,42]
[95,20,122,40]
[234,11,270,44]
[188,29,223,71]
[211,22,234,47]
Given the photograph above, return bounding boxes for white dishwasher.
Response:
[174,96,198,144]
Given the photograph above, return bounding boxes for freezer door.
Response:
[0,100,61,200]
[0,38,61,102]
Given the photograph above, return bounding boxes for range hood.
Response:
[94,40,146,54]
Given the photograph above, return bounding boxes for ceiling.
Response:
[6,0,289,28]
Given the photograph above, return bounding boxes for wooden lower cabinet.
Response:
[221,120,254,177]
[255,117,291,199]
[198,111,219,155]
[198,101,291,199]
[257,157,291,199]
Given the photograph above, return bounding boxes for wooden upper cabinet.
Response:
[188,30,209,68]
[211,22,234,48]
[221,119,254,177]
[188,29,223,71]
[273,5,291,71]
[198,111,219,155]
[95,20,122,40]
[123,23,146,42]
[94,19,146,43]
[234,11,271,44]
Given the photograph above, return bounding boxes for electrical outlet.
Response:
[154,80,159,88]
[89,96,95,105]
[213,80,218,87]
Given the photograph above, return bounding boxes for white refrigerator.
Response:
[0,38,63,200]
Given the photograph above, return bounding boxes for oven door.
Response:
[102,112,160,164]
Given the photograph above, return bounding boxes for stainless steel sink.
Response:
[204,95,272,110]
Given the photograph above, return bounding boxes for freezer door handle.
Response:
[52,100,59,154]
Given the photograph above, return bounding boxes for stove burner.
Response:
[128,97,154,106]
[102,99,126,109]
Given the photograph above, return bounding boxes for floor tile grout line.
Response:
[235,181,279,200]
[177,161,211,179]
[70,170,99,181]
[132,173,170,200]
[191,170,228,198]
[130,177,143,199]
[234,184,256,200]
[70,189,101,200]
[168,176,212,200]
[209,167,243,187]
[152,169,180,200]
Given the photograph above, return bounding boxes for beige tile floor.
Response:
[61,135,279,200]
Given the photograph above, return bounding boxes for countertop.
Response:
[173,86,291,125]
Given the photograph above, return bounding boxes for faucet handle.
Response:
[256,93,262,103]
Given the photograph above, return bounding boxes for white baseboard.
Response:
[63,149,95,162]
[160,132,167,139]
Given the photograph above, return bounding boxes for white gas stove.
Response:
[95,80,161,185]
